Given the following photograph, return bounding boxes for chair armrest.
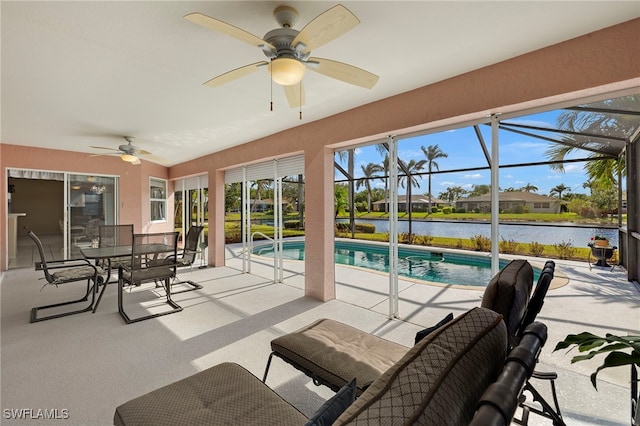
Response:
[531,370,558,380]
[35,258,93,270]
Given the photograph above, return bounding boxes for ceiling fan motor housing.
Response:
[262,28,306,60]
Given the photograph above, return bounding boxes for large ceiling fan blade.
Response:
[184,13,275,51]
[284,83,306,108]
[307,57,378,89]
[292,5,359,54]
[204,61,268,87]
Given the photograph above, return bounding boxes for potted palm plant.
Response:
[555,332,640,425]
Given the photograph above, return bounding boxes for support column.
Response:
[304,145,335,301]
[626,138,638,281]
[209,169,226,267]
[491,115,500,275]
[388,136,399,319]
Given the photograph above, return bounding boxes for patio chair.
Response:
[117,231,182,324]
[513,260,566,426]
[115,307,518,426]
[94,224,134,308]
[262,258,534,396]
[165,225,204,292]
[27,230,104,323]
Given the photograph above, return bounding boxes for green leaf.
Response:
[589,352,640,389]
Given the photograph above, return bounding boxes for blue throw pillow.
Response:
[305,378,356,426]
[414,312,454,345]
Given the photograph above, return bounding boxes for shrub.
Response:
[529,241,545,257]
[442,207,452,214]
[335,222,350,233]
[455,238,464,249]
[413,234,434,246]
[431,206,439,213]
[554,240,576,259]
[470,234,491,251]
[499,238,520,254]
[456,207,466,213]
[513,204,525,214]
[355,223,376,234]
[284,220,300,229]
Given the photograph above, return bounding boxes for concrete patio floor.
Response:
[0,241,637,425]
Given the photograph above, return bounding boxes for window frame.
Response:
[149,177,168,223]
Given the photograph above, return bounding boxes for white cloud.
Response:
[463,173,483,179]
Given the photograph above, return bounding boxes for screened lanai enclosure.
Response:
[225,94,639,313]
[332,94,639,293]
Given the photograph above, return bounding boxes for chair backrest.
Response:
[181,225,204,264]
[516,260,555,340]
[130,232,178,271]
[481,259,534,348]
[27,230,54,283]
[99,225,134,248]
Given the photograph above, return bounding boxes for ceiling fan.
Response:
[184,4,379,109]
[90,137,152,165]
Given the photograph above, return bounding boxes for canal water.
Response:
[336,218,620,247]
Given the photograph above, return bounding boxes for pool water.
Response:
[253,240,539,287]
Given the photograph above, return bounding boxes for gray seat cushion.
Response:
[271,318,408,395]
[114,362,307,426]
[481,259,533,347]
[334,307,507,425]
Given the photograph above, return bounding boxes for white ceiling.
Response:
[2,1,638,166]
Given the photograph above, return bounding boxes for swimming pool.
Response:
[252,239,539,287]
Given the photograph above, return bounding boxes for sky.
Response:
[334,109,611,198]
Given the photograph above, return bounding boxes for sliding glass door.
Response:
[66,174,118,257]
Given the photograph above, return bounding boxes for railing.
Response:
[248,232,282,283]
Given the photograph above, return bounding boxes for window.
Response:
[150,177,167,222]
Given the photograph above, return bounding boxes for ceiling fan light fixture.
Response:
[268,57,305,86]
[121,153,138,163]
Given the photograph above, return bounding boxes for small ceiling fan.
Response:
[90,137,152,165]
[184,4,379,108]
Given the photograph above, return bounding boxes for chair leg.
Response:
[518,380,566,426]
[118,277,183,324]
[31,277,97,323]
[263,352,275,383]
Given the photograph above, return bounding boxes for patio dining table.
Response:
[80,243,176,314]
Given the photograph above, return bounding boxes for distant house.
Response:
[372,195,449,212]
[456,191,563,213]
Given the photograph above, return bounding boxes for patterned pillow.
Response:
[334,307,507,425]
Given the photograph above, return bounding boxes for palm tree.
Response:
[356,163,384,212]
[251,179,271,212]
[420,145,448,213]
[520,183,539,192]
[439,186,467,206]
[544,95,637,187]
[398,158,425,243]
[550,183,570,199]
[336,149,355,236]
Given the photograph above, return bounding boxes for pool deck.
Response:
[0,240,637,425]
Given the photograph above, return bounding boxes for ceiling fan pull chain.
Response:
[299,81,302,120]
[270,69,274,111]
